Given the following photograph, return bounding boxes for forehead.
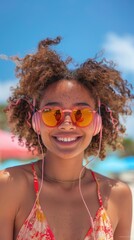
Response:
[40,79,95,108]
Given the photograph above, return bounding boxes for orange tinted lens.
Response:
[42,109,62,126]
[71,108,93,127]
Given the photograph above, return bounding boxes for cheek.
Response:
[40,123,51,145]
[84,121,94,136]
[84,133,93,146]
[87,121,95,136]
[81,124,94,145]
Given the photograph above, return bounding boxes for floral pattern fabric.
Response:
[17,202,113,240]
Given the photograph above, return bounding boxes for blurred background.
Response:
[0,0,134,237]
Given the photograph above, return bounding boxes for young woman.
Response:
[0,37,133,240]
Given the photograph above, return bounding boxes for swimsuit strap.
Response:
[91,170,103,207]
[31,163,39,196]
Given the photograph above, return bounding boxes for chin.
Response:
[53,150,84,160]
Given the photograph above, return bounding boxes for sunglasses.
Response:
[38,106,96,127]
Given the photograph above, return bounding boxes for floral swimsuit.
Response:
[16,163,113,240]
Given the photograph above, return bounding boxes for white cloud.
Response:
[103,33,134,74]
[125,114,134,139]
[0,80,18,103]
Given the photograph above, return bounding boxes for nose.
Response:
[58,114,76,130]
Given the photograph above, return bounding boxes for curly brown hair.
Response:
[5,36,134,159]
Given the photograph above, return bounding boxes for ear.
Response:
[93,113,102,136]
[32,112,41,134]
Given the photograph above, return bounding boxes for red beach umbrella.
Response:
[0,129,33,161]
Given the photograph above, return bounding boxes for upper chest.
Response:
[15,171,118,239]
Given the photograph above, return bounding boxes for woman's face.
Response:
[39,79,96,160]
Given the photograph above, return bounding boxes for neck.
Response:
[41,152,85,182]
[44,169,86,183]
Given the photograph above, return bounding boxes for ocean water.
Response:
[1,155,134,176]
[0,159,36,170]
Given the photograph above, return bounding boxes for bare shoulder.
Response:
[0,162,33,183]
[0,163,35,238]
[94,171,132,200]
[93,171,132,237]
[0,162,34,203]
[94,171,132,224]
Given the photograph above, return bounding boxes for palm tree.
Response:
[0,104,8,130]
[120,138,134,157]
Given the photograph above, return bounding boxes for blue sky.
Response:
[0,0,134,137]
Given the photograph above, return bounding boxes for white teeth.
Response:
[56,137,77,142]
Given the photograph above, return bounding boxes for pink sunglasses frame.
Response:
[37,106,97,127]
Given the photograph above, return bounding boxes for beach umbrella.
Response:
[0,129,33,161]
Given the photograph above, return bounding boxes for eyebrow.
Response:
[75,102,91,107]
[44,102,92,107]
[44,102,62,106]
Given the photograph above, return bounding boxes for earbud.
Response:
[32,112,41,134]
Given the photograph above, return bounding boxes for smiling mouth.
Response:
[53,136,81,143]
